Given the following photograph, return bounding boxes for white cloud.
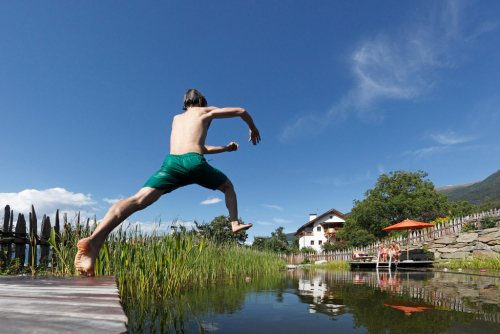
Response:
[431,131,476,145]
[404,130,479,160]
[403,144,486,160]
[0,188,98,231]
[274,218,292,224]
[279,1,495,141]
[200,197,223,205]
[263,204,284,211]
[256,221,272,226]
[121,221,161,233]
[0,188,96,218]
[378,163,385,175]
[103,197,124,205]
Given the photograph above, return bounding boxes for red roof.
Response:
[294,208,345,236]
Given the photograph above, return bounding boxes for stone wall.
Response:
[410,227,500,260]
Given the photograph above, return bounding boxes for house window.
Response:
[319,240,323,245]
[330,216,333,219]
[317,226,321,231]
[311,240,314,245]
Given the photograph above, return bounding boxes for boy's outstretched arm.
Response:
[203,142,239,154]
[205,107,261,145]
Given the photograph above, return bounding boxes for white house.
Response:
[294,208,346,252]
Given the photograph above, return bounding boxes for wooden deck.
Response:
[0,276,128,333]
[349,261,437,269]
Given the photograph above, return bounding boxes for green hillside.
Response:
[436,170,500,204]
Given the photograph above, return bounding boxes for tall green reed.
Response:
[52,219,286,300]
[435,255,500,270]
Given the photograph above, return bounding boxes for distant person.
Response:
[391,240,401,262]
[379,243,388,262]
[75,89,261,276]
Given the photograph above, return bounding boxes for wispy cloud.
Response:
[404,130,479,160]
[263,204,284,211]
[378,164,385,175]
[404,144,485,160]
[274,218,292,224]
[279,1,495,141]
[256,221,272,226]
[200,197,222,205]
[103,197,124,205]
[431,131,476,145]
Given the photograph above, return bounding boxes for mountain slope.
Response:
[436,170,500,204]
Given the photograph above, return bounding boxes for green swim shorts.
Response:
[143,153,228,193]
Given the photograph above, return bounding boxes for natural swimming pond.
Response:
[124,269,500,333]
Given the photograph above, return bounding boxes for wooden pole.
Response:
[40,215,51,267]
[7,209,14,265]
[15,214,26,266]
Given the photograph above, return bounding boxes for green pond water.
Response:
[124,269,500,333]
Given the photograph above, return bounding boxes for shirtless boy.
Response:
[391,241,401,262]
[74,89,261,276]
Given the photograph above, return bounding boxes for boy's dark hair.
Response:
[183,89,207,110]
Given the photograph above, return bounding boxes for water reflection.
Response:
[126,269,500,333]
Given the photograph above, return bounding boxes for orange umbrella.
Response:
[382,219,434,261]
[384,301,435,315]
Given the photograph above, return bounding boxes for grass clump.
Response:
[313,260,350,270]
[435,255,500,270]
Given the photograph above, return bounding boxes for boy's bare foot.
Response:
[232,222,252,233]
[74,238,99,277]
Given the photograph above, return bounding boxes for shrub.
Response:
[300,258,311,264]
[299,246,316,254]
[321,241,348,252]
[481,217,499,229]
[462,222,477,233]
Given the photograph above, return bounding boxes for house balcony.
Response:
[324,227,341,238]
[300,231,313,236]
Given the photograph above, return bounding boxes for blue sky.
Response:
[1,1,500,240]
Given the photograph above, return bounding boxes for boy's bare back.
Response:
[170,106,260,155]
[170,107,212,155]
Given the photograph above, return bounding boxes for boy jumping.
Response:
[74,89,260,276]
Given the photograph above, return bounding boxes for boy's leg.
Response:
[217,179,252,233]
[74,187,163,276]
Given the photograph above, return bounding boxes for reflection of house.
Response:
[296,274,346,317]
[294,208,346,252]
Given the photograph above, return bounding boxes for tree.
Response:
[195,215,248,244]
[338,170,450,240]
[252,227,292,253]
[291,235,300,253]
[449,200,478,218]
[347,230,377,249]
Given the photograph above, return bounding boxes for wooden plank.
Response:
[28,205,37,266]
[0,276,127,333]
[40,215,51,267]
[0,206,10,268]
[14,214,26,266]
[6,209,14,265]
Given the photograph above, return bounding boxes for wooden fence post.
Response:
[40,215,51,267]
[15,214,26,267]
[1,206,11,268]
[7,208,14,266]
[28,205,37,266]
